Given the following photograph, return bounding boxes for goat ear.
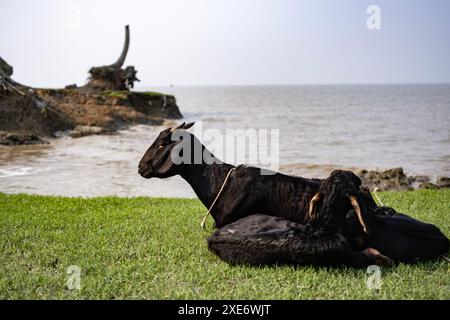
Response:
[183,122,195,130]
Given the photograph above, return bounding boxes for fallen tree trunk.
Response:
[0,56,74,143]
[0,57,26,94]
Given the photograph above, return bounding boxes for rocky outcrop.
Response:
[0,131,48,145]
[0,25,182,145]
[436,177,450,188]
[36,88,182,131]
[1,57,75,142]
[418,182,440,190]
[69,125,110,138]
[357,167,414,191]
[357,167,450,191]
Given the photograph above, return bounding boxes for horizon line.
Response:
[31,82,450,90]
[135,82,450,88]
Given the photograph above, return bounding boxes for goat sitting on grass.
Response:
[208,170,449,267]
[138,123,368,228]
[208,170,391,268]
[138,123,448,266]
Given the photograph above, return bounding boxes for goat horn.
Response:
[348,196,368,234]
[308,193,321,221]
[171,122,185,132]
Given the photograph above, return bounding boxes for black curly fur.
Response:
[208,171,391,268]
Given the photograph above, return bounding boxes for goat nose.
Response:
[138,162,149,175]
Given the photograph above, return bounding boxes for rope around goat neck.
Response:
[201,168,235,231]
[373,187,384,206]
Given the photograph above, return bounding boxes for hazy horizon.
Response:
[2,0,450,87]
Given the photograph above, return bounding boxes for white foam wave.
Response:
[0,166,33,178]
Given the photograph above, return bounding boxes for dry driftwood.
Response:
[85,25,139,91]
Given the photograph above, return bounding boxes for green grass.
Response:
[103,90,130,99]
[0,190,449,299]
[141,91,174,99]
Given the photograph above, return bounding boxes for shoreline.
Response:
[1,156,449,197]
[1,125,449,197]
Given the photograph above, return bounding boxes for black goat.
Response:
[362,212,450,263]
[139,123,353,227]
[138,124,448,265]
[303,170,449,264]
[208,170,449,266]
[207,171,392,267]
[340,205,450,263]
[207,215,392,268]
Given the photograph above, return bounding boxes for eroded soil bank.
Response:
[0,87,182,145]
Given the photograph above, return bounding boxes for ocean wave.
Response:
[0,166,50,179]
[0,166,33,178]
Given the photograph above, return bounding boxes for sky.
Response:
[1,0,450,87]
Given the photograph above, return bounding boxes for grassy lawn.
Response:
[0,190,449,300]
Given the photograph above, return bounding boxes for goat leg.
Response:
[349,247,393,268]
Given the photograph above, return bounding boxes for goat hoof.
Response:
[374,254,393,266]
[364,247,393,266]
